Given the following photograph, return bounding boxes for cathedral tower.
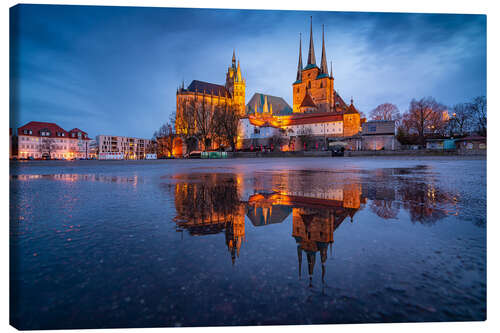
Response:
[226,50,246,116]
[292,18,334,113]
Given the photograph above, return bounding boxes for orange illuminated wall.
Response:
[293,67,334,113]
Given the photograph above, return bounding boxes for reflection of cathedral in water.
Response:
[170,172,365,280]
[169,168,461,282]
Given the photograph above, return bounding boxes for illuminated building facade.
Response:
[238,18,365,150]
[175,50,246,151]
[96,135,153,160]
[173,18,367,152]
[17,121,91,159]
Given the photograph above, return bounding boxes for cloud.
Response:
[10,5,486,137]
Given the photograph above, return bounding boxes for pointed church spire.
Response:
[307,16,316,66]
[296,33,303,81]
[236,60,242,82]
[330,60,333,77]
[320,24,328,74]
[232,49,236,69]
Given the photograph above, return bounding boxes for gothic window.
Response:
[308,81,311,89]
[320,82,323,88]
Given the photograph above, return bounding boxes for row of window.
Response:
[19,143,78,150]
[19,152,86,158]
[20,136,86,143]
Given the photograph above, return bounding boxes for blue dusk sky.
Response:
[10,4,486,139]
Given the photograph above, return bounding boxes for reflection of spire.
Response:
[297,245,303,279]
[307,251,316,288]
[320,246,327,284]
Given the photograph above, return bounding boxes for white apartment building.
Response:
[96,135,154,160]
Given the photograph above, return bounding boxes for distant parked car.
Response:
[331,146,345,157]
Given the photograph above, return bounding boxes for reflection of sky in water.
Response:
[10,158,486,329]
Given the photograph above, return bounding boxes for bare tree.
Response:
[448,103,472,137]
[369,103,401,125]
[38,137,56,158]
[468,96,486,136]
[153,113,176,157]
[193,95,216,151]
[297,127,313,150]
[402,97,448,145]
[176,98,197,153]
[214,103,240,151]
[269,132,286,151]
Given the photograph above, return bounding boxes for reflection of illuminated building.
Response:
[246,193,292,227]
[245,177,364,285]
[170,171,366,269]
[225,206,246,265]
[172,173,247,263]
[285,182,363,286]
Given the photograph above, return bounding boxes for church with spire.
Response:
[175,17,365,153]
[175,50,246,144]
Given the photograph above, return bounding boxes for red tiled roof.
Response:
[286,113,342,125]
[18,121,68,138]
[17,121,89,139]
[334,91,348,109]
[300,92,317,108]
[68,128,90,140]
[345,103,358,114]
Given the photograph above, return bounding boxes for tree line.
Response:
[367,96,486,146]
[153,97,241,157]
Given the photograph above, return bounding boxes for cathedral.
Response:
[175,50,246,134]
[240,17,364,150]
[175,17,364,153]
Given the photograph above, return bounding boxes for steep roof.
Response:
[17,121,69,138]
[345,102,359,114]
[186,80,231,97]
[68,128,90,140]
[334,91,348,109]
[300,92,317,108]
[246,93,293,115]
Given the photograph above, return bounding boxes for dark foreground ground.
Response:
[10,156,486,329]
